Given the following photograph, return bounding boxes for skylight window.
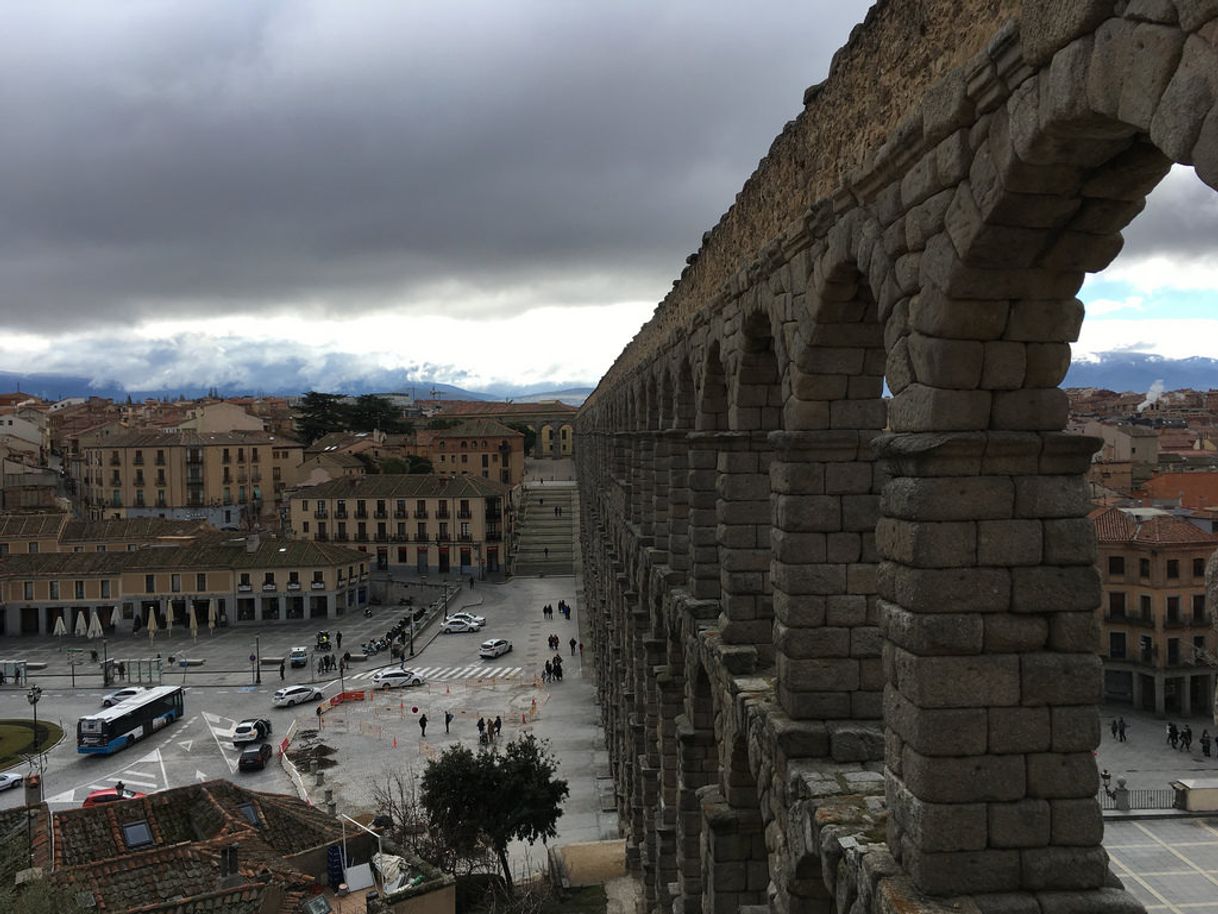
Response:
[237,802,261,827]
[122,820,153,849]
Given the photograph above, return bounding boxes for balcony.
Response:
[314,508,328,519]
[133,456,144,466]
[415,510,428,519]
[222,454,231,464]
[457,510,472,520]
[238,584,253,593]
[186,452,203,465]
[315,532,329,542]
[486,531,503,542]
[1104,612,1154,629]
[262,583,277,592]
[458,534,472,543]
[1165,614,1212,629]
[393,509,408,519]
[355,533,369,543]
[109,456,121,466]
[155,456,166,466]
[374,510,388,519]
[334,509,348,519]
[436,510,451,520]
[287,582,302,591]
[374,534,388,543]
[335,533,349,542]
[355,511,368,520]
[485,509,500,520]
[311,581,325,590]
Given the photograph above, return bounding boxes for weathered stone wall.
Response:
[579,2,1218,913]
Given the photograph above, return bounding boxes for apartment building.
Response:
[0,513,207,556]
[1093,506,1218,716]
[425,418,525,487]
[76,429,304,527]
[287,474,511,578]
[0,534,369,636]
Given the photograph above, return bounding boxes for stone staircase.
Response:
[513,484,576,576]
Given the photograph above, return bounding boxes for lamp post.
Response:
[26,685,42,760]
[409,613,415,657]
[255,634,262,685]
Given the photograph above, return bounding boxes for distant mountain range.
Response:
[0,368,593,406]
[1064,352,1218,393]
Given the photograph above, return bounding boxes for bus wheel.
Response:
[127,737,135,748]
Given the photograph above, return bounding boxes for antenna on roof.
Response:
[430,388,444,400]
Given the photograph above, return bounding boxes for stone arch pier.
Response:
[577,2,1218,912]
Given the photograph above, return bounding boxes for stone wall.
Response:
[578,2,1218,912]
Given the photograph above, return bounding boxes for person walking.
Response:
[1118,716,1127,742]
[494,715,502,738]
[419,713,428,738]
[1203,729,1212,757]
[1169,723,1179,749]
[1111,719,1119,740]
[477,717,486,742]
[445,710,454,734]
[544,547,549,559]
[1167,722,1173,745]
[1184,724,1194,752]
[337,631,342,650]
[570,637,577,656]
[544,660,553,683]
[279,660,285,681]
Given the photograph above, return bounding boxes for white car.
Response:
[101,687,146,707]
[441,617,482,634]
[288,646,310,668]
[448,611,486,627]
[272,685,324,708]
[233,718,273,745]
[371,668,425,689]
[479,638,513,659]
[0,772,23,791]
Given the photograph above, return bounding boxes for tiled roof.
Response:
[0,512,68,538]
[429,418,524,439]
[305,452,366,468]
[60,517,210,543]
[1090,506,1218,546]
[0,537,368,577]
[418,399,576,417]
[1139,471,1218,511]
[79,429,303,449]
[295,473,509,500]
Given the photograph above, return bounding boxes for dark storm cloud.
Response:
[0,1,874,332]
[1119,165,1218,262]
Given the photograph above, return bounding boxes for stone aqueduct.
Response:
[575,2,1218,913]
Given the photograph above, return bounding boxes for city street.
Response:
[0,572,603,837]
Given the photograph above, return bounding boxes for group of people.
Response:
[541,600,572,621]
[1165,721,1215,756]
[476,715,503,745]
[543,653,565,683]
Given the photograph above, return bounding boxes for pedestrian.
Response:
[1118,717,1127,742]
[419,713,428,738]
[578,641,584,658]
[544,547,549,559]
[279,661,285,681]
[494,715,502,738]
[570,637,577,656]
[470,575,475,589]
[544,660,553,682]
[1111,718,1118,740]
[1184,725,1193,752]
[1204,730,1212,757]
[1167,722,1174,745]
[445,710,454,734]
[337,631,342,650]
[1169,723,1179,749]
[540,497,544,506]
[477,716,486,739]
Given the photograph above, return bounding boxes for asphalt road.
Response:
[0,575,580,812]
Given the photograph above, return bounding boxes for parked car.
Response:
[448,611,486,627]
[272,685,324,708]
[441,617,482,634]
[371,668,425,689]
[0,773,23,791]
[289,646,310,668]
[238,743,273,772]
[233,718,273,744]
[479,638,513,659]
[101,686,146,707]
[82,786,146,807]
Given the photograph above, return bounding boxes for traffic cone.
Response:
[393,736,398,749]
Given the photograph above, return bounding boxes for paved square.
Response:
[1108,819,1218,911]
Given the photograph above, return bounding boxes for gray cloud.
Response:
[1119,165,1218,262]
[0,1,874,332]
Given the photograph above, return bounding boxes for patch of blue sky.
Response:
[1078,276,1218,321]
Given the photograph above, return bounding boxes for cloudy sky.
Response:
[0,2,1215,396]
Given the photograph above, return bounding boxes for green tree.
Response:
[505,421,537,455]
[0,880,89,914]
[347,395,413,435]
[296,391,347,444]
[407,455,433,474]
[420,734,568,893]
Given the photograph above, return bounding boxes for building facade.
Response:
[0,535,369,636]
[427,418,525,486]
[76,429,304,527]
[287,474,511,578]
[1093,506,1218,716]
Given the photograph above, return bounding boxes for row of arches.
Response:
[577,6,1217,911]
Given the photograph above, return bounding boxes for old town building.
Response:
[1093,506,1218,715]
[75,429,304,528]
[424,418,526,486]
[287,474,510,578]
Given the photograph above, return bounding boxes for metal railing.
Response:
[1098,787,1176,810]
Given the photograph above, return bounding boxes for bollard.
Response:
[327,800,337,816]
[310,759,318,776]
[324,788,333,805]
[315,769,325,786]
[1115,778,1130,812]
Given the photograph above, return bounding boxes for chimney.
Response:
[245,534,260,554]
[218,843,243,888]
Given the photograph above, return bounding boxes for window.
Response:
[1109,632,1126,660]
[417,523,427,540]
[22,581,32,600]
[101,580,111,598]
[289,571,299,584]
[312,570,324,583]
[49,581,60,599]
[75,580,85,600]
[264,572,275,585]
[1139,558,1150,578]
[302,521,310,533]
[1167,559,1180,579]
[1108,556,1125,576]
[1167,596,1180,622]
[1108,592,1125,616]
[239,573,251,586]
[197,573,207,591]
[273,466,281,481]
[28,542,39,555]
[1140,634,1153,662]
[302,500,309,511]
[170,574,181,593]
[461,454,468,464]
[1140,594,1152,617]
[1196,558,1207,578]
[482,454,489,467]
[1168,637,1180,665]
[0,544,6,556]
[237,802,261,827]
[122,821,154,849]
[1195,635,1207,659]
[416,500,426,515]
[145,574,156,593]
[1195,594,1207,620]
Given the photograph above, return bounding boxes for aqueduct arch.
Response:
[578,2,1218,912]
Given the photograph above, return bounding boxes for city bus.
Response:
[77,685,184,755]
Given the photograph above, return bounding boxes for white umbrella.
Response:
[165,603,174,638]
[189,605,199,641]
[74,611,88,637]
[208,601,217,634]
[52,616,67,638]
[147,610,159,644]
[87,610,104,640]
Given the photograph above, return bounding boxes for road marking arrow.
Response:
[196,770,208,782]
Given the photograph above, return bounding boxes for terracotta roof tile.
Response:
[295,473,509,500]
[1090,506,1218,545]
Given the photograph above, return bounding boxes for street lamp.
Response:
[255,634,262,685]
[26,685,42,760]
